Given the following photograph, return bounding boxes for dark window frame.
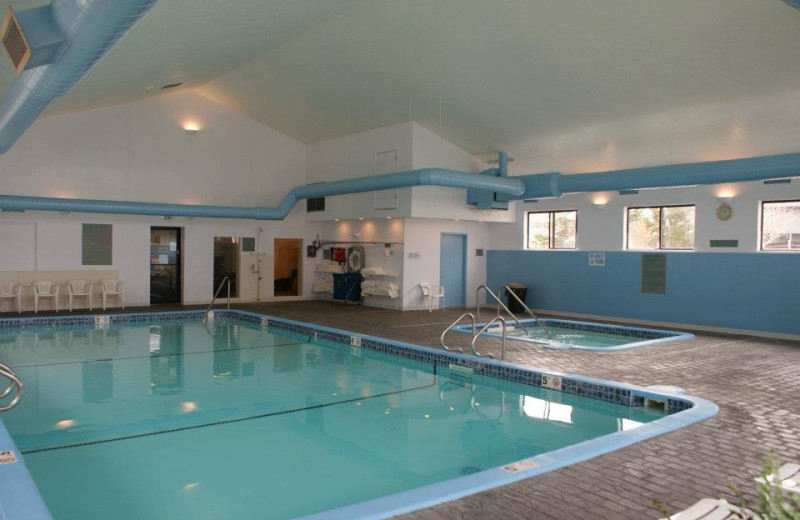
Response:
[760,199,800,252]
[525,210,578,250]
[626,204,695,251]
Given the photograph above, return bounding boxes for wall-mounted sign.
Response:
[710,239,739,248]
[641,254,666,294]
[588,253,605,267]
[82,224,112,265]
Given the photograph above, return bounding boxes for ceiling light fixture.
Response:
[183,124,200,136]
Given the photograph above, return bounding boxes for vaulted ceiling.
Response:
[2,0,800,161]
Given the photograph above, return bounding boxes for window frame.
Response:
[626,204,695,251]
[525,209,578,250]
[760,199,800,252]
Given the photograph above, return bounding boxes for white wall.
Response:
[402,219,489,310]
[0,91,320,307]
[0,91,305,206]
[306,122,413,221]
[410,123,514,223]
[489,179,800,252]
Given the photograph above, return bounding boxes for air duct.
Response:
[0,153,797,220]
[0,0,161,154]
[0,168,526,220]
[501,152,800,200]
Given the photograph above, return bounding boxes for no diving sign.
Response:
[0,451,17,464]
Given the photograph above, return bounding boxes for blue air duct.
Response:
[0,0,161,153]
[0,168,526,220]
[1,152,797,220]
[501,152,800,200]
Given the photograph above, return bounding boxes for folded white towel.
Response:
[360,267,384,275]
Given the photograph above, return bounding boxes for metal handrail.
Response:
[440,313,476,353]
[498,285,552,338]
[471,316,507,359]
[0,362,23,411]
[204,276,231,322]
[0,362,14,399]
[476,285,533,337]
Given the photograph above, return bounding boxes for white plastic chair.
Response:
[420,282,445,312]
[101,279,125,310]
[67,280,93,311]
[659,498,760,520]
[33,281,59,313]
[0,281,21,314]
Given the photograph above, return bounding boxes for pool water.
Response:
[462,318,694,351]
[0,317,669,520]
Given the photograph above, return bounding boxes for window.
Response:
[526,210,577,249]
[627,205,695,250]
[761,200,800,251]
[306,197,325,212]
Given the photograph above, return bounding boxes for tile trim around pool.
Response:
[0,309,718,520]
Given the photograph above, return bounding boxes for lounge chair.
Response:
[101,279,125,310]
[659,498,760,520]
[0,281,21,314]
[67,279,93,311]
[33,280,59,313]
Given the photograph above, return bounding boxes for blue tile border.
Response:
[0,309,718,520]
[452,318,695,352]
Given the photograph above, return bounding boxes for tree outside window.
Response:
[627,205,694,250]
[526,210,577,249]
[762,200,800,251]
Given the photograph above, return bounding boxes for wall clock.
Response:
[716,203,733,221]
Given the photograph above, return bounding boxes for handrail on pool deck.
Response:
[476,285,534,337]
[472,316,507,359]
[496,285,553,338]
[440,313,474,353]
[0,362,23,411]
[204,276,231,322]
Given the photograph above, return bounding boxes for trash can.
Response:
[505,282,527,313]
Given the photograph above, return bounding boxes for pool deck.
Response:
[4,301,799,519]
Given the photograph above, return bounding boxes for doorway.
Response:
[440,233,467,308]
[150,227,182,304]
[274,238,302,296]
[213,237,240,298]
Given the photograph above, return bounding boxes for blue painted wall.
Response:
[487,250,799,335]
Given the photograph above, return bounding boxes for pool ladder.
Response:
[487,285,552,339]
[204,276,231,323]
[439,285,553,358]
[440,312,507,360]
[0,362,23,411]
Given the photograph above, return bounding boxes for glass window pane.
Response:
[661,206,695,249]
[763,201,800,251]
[527,212,550,249]
[627,207,660,249]
[552,211,577,249]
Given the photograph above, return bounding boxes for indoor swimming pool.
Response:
[455,318,694,351]
[0,311,716,520]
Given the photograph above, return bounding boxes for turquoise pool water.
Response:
[457,318,694,351]
[0,317,671,520]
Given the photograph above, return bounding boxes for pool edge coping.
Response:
[0,309,719,520]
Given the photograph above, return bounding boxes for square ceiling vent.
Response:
[1,8,31,76]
